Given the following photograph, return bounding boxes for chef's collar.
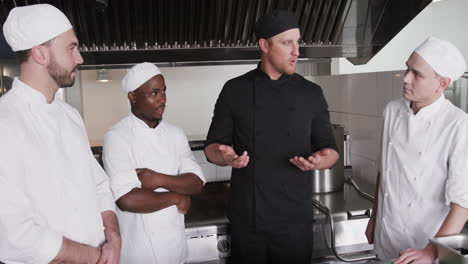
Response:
[404,93,446,121]
[13,77,59,107]
[254,62,292,83]
[129,111,166,132]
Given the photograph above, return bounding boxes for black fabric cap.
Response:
[255,10,299,39]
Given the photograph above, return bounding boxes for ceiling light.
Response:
[96,69,112,83]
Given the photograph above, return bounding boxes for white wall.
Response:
[332,0,468,74]
[81,69,129,146]
[160,64,255,137]
[80,64,256,146]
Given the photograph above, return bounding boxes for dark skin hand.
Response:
[136,168,203,195]
[116,188,191,214]
[117,168,201,215]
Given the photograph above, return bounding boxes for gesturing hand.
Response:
[219,145,249,168]
[289,148,335,171]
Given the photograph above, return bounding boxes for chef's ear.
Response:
[30,45,50,65]
[259,38,269,54]
[128,91,136,104]
[438,76,450,91]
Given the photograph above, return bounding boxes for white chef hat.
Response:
[3,4,73,52]
[122,62,162,93]
[414,37,467,84]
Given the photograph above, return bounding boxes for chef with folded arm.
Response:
[365,37,468,264]
[0,4,120,264]
[102,62,205,264]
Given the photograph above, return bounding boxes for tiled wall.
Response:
[308,71,405,185]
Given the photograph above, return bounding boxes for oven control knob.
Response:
[217,239,230,253]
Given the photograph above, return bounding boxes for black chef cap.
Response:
[255,10,299,39]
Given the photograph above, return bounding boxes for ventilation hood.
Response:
[0,0,431,66]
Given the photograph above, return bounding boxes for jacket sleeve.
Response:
[102,131,141,201]
[310,86,338,153]
[91,155,117,213]
[0,125,62,263]
[176,129,206,184]
[445,117,468,208]
[205,83,234,147]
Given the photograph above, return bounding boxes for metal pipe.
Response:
[311,196,376,262]
[344,177,375,202]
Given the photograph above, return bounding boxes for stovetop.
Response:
[185,181,230,227]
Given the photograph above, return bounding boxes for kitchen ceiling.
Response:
[0,0,431,66]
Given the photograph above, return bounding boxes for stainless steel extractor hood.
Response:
[0,0,432,66]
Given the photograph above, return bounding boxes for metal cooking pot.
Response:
[311,124,344,193]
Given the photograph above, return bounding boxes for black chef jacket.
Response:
[205,65,337,231]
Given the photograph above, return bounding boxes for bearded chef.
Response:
[366,37,468,264]
[0,4,120,263]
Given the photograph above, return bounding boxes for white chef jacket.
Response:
[102,113,205,264]
[0,78,116,264]
[375,94,468,260]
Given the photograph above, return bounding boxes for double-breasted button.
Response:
[289,106,296,111]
